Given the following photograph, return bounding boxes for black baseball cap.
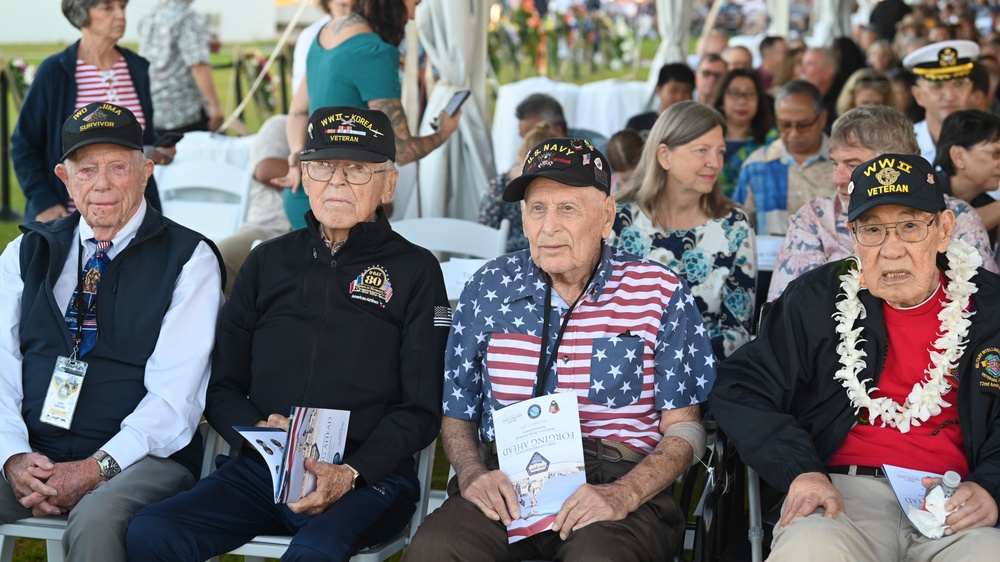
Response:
[60,102,144,161]
[300,106,395,163]
[502,137,611,202]
[847,153,944,221]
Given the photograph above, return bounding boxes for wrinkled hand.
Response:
[270,156,302,191]
[46,459,102,512]
[254,413,291,431]
[4,453,58,515]
[286,458,354,515]
[779,472,844,528]
[436,109,461,141]
[457,466,520,526]
[35,205,69,223]
[552,482,634,540]
[920,477,999,535]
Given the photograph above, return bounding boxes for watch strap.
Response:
[90,450,121,479]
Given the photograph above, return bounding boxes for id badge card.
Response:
[40,356,88,430]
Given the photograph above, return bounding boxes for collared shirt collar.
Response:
[518,242,616,306]
[778,134,831,166]
[77,199,147,260]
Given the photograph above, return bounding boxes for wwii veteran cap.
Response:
[60,101,144,161]
[502,138,610,202]
[300,106,395,163]
[902,39,979,81]
[847,153,944,221]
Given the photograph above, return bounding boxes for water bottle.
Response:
[922,470,961,510]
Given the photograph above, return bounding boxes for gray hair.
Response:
[829,104,919,155]
[616,100,726,216]
[774,79,825,116]
[62,0,125,30]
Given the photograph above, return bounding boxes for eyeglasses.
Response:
[725,89,758,101]
[971,146,1000,160]
[699,69,723,79]
[304,162,390,185]
[852,215,937,247]
[776,115,821,133]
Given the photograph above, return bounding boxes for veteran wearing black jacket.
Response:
[127,106,449,562]
[711,153,1000,560]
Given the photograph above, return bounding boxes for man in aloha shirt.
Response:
[768,104,997,301]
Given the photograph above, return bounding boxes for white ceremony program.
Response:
[493,392,587,543]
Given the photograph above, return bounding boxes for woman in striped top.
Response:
[12,0,164,222]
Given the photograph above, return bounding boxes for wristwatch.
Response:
[90,450,121,479]
[343,464,366,489]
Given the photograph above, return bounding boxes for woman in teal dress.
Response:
[275,0,460,228]
[608,101,756,360]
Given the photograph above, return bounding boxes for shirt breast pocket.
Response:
[589,335,644,408]
[486,333,541,408]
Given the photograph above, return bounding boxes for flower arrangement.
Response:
[488,3,635,79]
[242,49,277,111]
[6,58,35,107]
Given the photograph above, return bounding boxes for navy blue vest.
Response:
[18,209,223,477]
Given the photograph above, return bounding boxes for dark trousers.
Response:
[403,454,685,562]
[126,455,418,562]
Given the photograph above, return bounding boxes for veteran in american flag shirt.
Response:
[405,138,717,561]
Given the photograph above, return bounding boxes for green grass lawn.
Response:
[0,35,665,561]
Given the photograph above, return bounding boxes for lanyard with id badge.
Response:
[41,242,96,429]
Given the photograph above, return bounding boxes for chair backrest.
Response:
[391,218,510,260]
[155,160,252,242]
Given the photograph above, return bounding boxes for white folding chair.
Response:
[390,217,510,260]
[391,218,511,302]
[155,160,252,242]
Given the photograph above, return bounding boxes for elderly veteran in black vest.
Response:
[0,101,224,561]
[710,153,1000,560]
[126,106,449,562]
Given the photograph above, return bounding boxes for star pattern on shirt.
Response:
[441,246,718,444]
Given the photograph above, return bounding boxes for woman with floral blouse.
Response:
[608,101,756,359]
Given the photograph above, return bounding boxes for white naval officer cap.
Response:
[902,39,979,81]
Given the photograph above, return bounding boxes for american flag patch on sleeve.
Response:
[434,306,453,327]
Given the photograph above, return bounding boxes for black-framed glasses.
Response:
[852,215,937,246]
[304,162,389,185]
[725,88,758,101]
[776,115,821,133]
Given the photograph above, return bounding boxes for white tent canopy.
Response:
[407,0,495,221]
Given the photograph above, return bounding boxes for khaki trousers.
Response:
[769,473,1000,561]
[403,454,685,562]
[0,455,193,562]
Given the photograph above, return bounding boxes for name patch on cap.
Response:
[310,112,385,147]
[862,157,912,197]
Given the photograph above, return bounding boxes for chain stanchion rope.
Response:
[216,0,310,135]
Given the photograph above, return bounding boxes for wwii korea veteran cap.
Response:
[60,102,144,161]
[300,106,395,163]
[902,39,979,81]
[847,153,944,221]
[501,138,611,202]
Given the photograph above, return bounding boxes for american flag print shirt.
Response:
[443,244,717,454]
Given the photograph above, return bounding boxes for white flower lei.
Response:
[833,240,981,433]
